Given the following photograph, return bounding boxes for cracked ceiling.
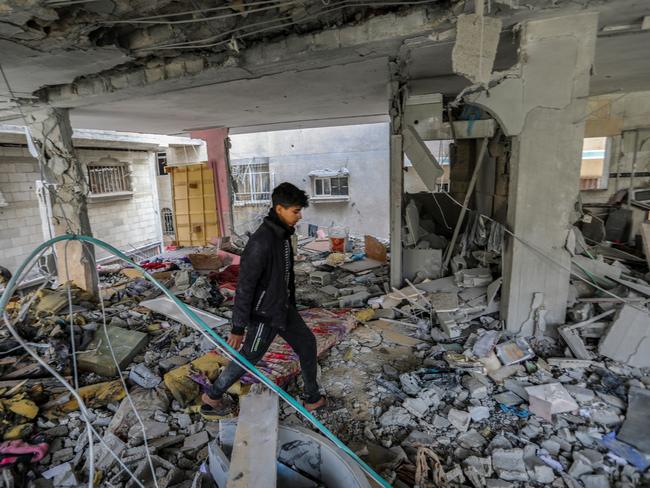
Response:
[0,0,649,134]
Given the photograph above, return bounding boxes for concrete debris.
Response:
[2,212,650,488]
[598,305,650,368]
[617,387,650,454]
[492,448,527,481]
[452,13,502,85]
[129,363,162,389]
[525,383,579,421]
[447,408,471,432]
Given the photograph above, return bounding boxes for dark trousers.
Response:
[208,307,321,403]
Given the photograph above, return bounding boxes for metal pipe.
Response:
[442,136,490,272]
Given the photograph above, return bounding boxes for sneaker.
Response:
[200,393,235,420]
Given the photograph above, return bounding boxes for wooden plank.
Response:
[227,387,279,488]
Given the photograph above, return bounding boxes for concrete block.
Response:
[469,406,490,422]
[598,305,650,367]
[320,285,339,297]
[581,474,610,488]
[525,383,579,421]
[338,291,370,308]
[447,408,471,432]
[452,13,502,84]
[462,375,488,399]
[492,448,527,481]
[533,465,555,483]
[78,326,149,377]
[566,385,596,403]
[182,431,209,452]
[310,270,332,286]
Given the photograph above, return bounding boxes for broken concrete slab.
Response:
[618,387,650,454]
[491,448,527,482]
[129,363,162,389]
[559,325,592,360]
[182,431,209,452]
[455,268,492,288]
[447,408,471,432]
[403,125,443,191]
[525,383,579,421]
[598,305,650,368]
[140,296,228,330]
[402,248,442,281]
[452,13,502,85]
[77,326,148,377]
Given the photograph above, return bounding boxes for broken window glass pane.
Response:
[315,179,323,195]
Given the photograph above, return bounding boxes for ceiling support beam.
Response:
[27,107,98,295]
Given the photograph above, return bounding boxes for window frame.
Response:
[311,175,350,202]
[86,159,133,201]
[232,161,273,206]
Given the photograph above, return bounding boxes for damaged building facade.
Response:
[0,0,650,487]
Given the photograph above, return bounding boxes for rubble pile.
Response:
[283,226,650,488]
[0,220,649,487]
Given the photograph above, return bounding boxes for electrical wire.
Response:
[0,234,393,488]
[3,313,145,488]
[87,245,160,488]
[136,0,439,51]
[103,0,298,25]
[1,245,98,487]
[443,192,650,316]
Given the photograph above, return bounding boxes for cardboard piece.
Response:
[364,235,387,263]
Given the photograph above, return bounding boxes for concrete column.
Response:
[468,12,598,334]
[27,107,98,294]
[389,133,404,288]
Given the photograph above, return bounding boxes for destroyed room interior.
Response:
[1,0,650,487]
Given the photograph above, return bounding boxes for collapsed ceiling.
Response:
[1,0,649,134]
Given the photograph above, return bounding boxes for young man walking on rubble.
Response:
[201,182,327,418]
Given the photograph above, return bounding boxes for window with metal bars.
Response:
[232,162,273,205]
[87,161,132,195]
[157,151,168,175]
[161,207,174,235]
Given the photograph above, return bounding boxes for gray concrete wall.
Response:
[229,123,390,238]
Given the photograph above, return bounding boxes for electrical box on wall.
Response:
[403,92,443,137]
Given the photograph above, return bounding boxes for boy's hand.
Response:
[227,333,244,350]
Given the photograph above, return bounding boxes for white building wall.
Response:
[0,146,161,274]
[0,146,43,273]
[229,123,390,238]
[80,149,161,260]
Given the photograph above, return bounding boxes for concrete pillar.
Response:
[389,133,404,288]
[27,107,98,294]
[468,12,598,334]
[388,60,405,289]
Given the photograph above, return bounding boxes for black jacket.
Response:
[231,209,296,334]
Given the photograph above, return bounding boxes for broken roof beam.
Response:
[227,387,279,488]
[39,7,446,110]
[403,125,444,191]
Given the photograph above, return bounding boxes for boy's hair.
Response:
[272,182,309,208]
